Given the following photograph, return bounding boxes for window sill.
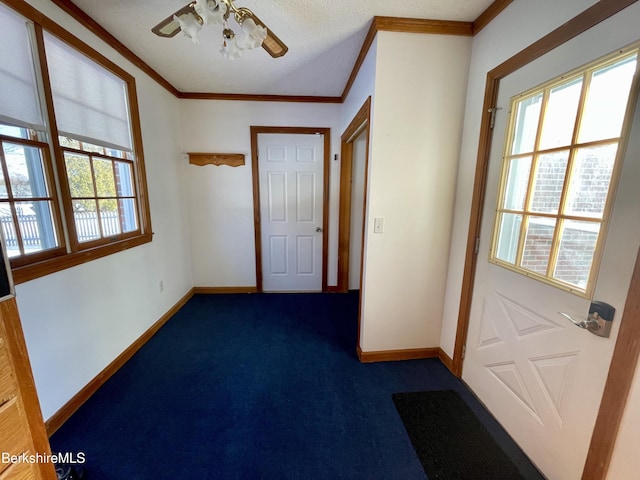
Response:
[12,232,153,284]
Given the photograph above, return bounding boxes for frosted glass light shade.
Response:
[220,37,244,59]
[194,0,227,25]
[174,13,202,44]
[241,17,267,49]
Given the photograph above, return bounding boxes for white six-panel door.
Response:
[258,133,324,291]
[462,48,640,479]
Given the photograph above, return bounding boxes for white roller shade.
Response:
[0,4,45,131]
[44,32,133,151]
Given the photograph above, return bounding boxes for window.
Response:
[0,2,152,283]
[0,134,62,264]
[44,32,142,250]
[0,5,64,266]
[61,139,138,245]
[490,48,639,295]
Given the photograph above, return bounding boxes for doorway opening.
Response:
[337,98,371,344]
[338,98,371,293]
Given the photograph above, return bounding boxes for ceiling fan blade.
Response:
[151,3,196,38]
[248,14,288,58]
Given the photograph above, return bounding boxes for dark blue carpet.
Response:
[50,292,542,479]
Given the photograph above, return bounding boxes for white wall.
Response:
[340,37,377,133]
[17,0,193,420]
[440,0,605,357]
[358,31,471,352]
[179,100,341,287]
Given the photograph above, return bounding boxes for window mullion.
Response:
[533,87,550,152]
[547,72,590,279]
[548,151,577,278]
[88,154,106,240]
[0,141,25,256]
[524,86,550,211]
[514,214,529,267]
[0,140,13,196]
[513,153,538,267]
[8,204,26,256]
[572,70,593,147]
[546,218,563,279]
[515,88,550,267]
[111,159,125,233]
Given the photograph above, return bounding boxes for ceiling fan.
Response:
[152,0,288,59]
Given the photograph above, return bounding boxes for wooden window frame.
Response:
[489,48,639,297]
[0,0,153,284]
[60,145,141,250]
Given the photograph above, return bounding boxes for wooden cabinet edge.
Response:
[188,153,245,167]
[0,299,57,479]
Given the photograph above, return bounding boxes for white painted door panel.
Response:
[259,133,324,291]
[462,48,640,480]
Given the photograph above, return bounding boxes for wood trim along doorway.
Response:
[450,1,640,478]
[250,126,331,292]
[337,97,371,293]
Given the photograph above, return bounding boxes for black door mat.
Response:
[393,389,542,480]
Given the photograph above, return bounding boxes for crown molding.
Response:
[178,92,342,103]
[340,0,513,101]
[473,0,513,34]
[39,0,512,103]
[340,16,474,102]
[373,16,474,35]
[49,0,180,97]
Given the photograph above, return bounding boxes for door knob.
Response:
[316,227,322,232]
[558,301,615,338]
[558,312,600,330]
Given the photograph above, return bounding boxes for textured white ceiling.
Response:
[67,0,495,96]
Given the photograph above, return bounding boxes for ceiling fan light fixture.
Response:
[152,0,288,59]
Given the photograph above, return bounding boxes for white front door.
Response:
[462,45,640,479]
[258,133,324,291]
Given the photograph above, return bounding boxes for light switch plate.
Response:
[374,217,384,233]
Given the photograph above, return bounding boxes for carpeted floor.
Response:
[50,292,543,479]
